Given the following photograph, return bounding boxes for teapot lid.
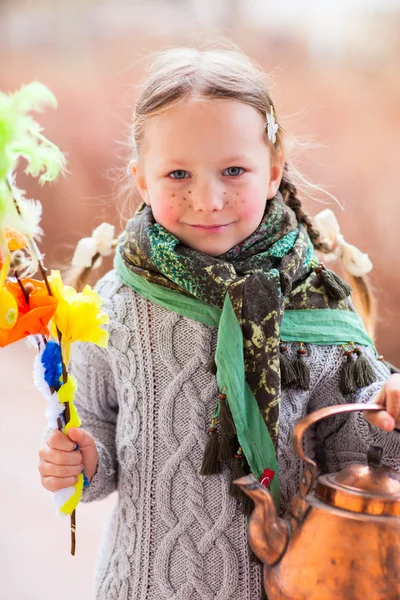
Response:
[315,446,400,516]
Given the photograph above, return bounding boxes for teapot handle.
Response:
[293,403,384,470]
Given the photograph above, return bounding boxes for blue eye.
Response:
[223,166,244,176]
[169,170,189,179]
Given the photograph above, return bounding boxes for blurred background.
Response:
[1,1,399,598]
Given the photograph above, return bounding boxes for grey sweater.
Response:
[71,269,398,600]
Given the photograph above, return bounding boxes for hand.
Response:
[38,428,99,492]
[366,374,400,432]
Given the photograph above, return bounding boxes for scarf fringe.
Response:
[316,263,353,300]
[229,448,254,516]
[200,420,221,476]
[340,344,377,395]
[353,347,377,387]
[279,341,310,390]
[294,342,310,390]
[279,343,298,387]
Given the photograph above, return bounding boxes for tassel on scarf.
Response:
[200,419,221,476]
[229,448,248,499]
[340,348,357,395]
[279,342,298,387]
[315,263,353,300]
[218,392,238,461]
[219,393,236,435]
[229,448,254,516]
[206,354,217,375]
[294,342,310,390]
[353,347,377,388]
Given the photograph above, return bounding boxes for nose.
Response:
[191,179,224,212]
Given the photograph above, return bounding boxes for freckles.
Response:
[171,193,176,197]
[188,190,192,194]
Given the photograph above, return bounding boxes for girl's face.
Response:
[133,98,284,256]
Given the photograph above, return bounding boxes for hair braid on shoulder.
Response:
[279,164,376,338]
[279,163,330,254]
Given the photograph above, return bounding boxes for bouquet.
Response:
[0,82,110,554]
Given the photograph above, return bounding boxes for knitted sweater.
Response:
[71,269,399,600]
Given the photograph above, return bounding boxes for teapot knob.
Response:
[367,445,383,468]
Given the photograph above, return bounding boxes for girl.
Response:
[38,46,400,600]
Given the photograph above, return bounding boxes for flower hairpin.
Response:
[264,105,279,145]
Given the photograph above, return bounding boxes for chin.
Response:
[194,244,230,257]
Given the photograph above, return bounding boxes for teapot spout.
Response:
[235,474,289,566]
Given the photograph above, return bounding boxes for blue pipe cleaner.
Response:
[41,341,63,388]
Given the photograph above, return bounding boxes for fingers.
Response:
[41,475,80,492]
[366,407,395,432]
[40,461,83,479]
[67,427,95,448]
[367,374,400,431]
[38,444,82,466]
[385,374,400,425]
[39,430,84,492]
[47,430,77,452]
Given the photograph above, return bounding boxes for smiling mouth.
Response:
[186,223,234,230]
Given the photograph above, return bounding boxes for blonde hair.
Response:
[73,45,376,337]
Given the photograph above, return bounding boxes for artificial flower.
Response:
[0,278,58,347]
[49,270,109,364]
[0,82,65,266]
[313,209,373,276]
[72,222,115,269]
[0,81,65,183]
[4,228,28,251]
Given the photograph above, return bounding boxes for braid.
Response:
[279,163,330,254]
[279,163,376,338]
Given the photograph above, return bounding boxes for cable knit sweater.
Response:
[70,269,399,600]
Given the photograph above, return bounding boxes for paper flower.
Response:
[313,209,373,277]
[72,222,115,269]
[0,278,58,347]
[264,106,279,144]
[49,270,109,365]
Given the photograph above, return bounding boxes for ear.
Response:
[130,160,151,205]
[267,149,285,200]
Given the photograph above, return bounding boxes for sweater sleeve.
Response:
[69,339,119,502]
[307,344,400,473]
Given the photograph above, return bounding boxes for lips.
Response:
[186,223,233,229]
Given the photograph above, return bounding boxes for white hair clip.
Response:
[72,222,116,269]
[313,209,373,277]
[264,105,279,145]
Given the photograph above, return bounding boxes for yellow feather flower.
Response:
[49,270,109,365]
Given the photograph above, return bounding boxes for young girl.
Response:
[38,46,400,600]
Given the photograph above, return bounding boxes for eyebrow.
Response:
[161,155,251,167]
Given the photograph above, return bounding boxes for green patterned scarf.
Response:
[115,192,375,508]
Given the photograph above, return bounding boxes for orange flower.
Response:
[0,278,58,347]
[5,229,28,252]
[0,229,28,271]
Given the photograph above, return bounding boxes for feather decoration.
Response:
[33,351,64,430]
[41,340,63,389]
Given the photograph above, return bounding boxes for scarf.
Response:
[115,192,376,511]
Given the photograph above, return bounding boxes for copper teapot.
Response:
[236,403,400,600]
